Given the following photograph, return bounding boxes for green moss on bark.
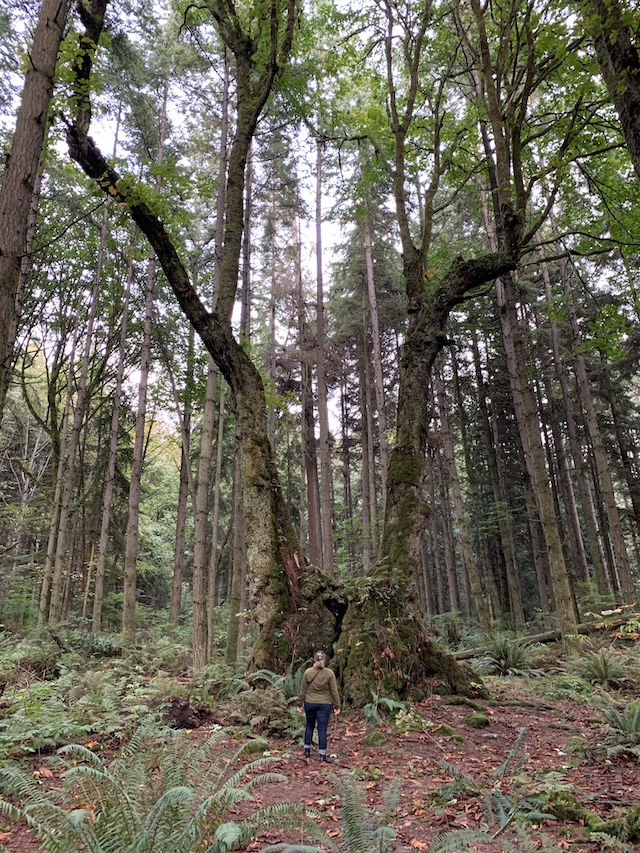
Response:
[251,564,347,671]
[336,587,485,706]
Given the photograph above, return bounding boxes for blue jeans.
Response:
[304,702,332,753]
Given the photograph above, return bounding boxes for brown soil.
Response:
[2,677,639,852]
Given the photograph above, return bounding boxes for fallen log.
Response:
[453,612,640,660]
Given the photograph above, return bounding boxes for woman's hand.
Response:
[297,706,303,713]
[334,708,340,716]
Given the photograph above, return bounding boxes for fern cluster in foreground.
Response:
[0,725,316,853]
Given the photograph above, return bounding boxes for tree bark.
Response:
[49,232,103,623]
[363,206,389,500]
[583,0,640,181]
[564,277,636,603]
[207,377,226,657]
[0,0,72,422]
[169,326,194,627]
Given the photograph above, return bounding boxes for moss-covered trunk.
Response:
[338,250,518,706]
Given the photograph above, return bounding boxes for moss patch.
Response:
[364,730,388,747]
[435,723,465,745]
[462,712,490,728]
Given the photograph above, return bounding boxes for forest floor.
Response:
[2,675,639,853]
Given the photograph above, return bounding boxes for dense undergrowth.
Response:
[1,613,640,851]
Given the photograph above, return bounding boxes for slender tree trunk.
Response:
[564,279,636,603]
[496,272,578,639]
[450,354,499,624]
[358,330,373,574]
[226,450,244,664]
[434,364,492,632]
[193,358,217,667]
[363,206,389,498]
[539,243,607,594]
[603,371,640,536]
[122,254,154,647]
[363,336,378,554]
[340,374,356,574]
[0,0,72,422]
[437,449,460,613]
[49,225,104,622]
[297,221,321,567]
[428,462,447,613]
[207,378,226,657]
[472,333,524,624]
[315,141,334,574]
[169,325,195,627]
[93,247,133,633]
[38,331,78,624]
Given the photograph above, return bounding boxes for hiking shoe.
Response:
[304,747,311,759]
[320,754,332,763]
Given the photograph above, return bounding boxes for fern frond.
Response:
[428,828,494,852]
[134,785,195,853]
[436,758,478,792]
[57,742,104,767]
[491,727,529,779]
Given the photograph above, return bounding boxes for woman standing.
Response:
[297,651,341,762]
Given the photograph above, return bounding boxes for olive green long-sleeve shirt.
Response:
[298,666,340,708]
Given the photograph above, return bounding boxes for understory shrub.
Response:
[571,648,631,690]
[476,636,543,677]
[601,699,640,756]
[227,686,300,738]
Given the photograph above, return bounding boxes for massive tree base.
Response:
[250,565,485,707]
[336,599,486,707]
